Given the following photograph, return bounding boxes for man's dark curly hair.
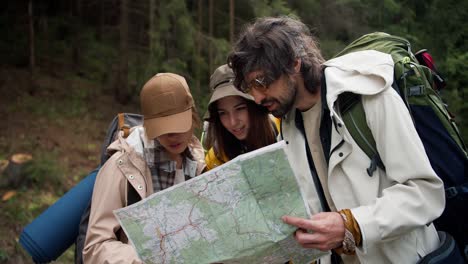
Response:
[228,16,324,94]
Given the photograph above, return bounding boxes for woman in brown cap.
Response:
[204,64,279,170]
[83,73,206,263]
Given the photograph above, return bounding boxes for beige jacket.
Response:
[282,50,445,263]
[83,127,205,264]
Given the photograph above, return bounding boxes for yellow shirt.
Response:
[204,147,228,171]
[204,116,281,171]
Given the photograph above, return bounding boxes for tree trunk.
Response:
[148,0,155,64]
[230,0,234,44]
[28,0,36,95]
[116,0,130,104]
[208,0,213,74]
[98,0,105,41]
[72,0,82,70]
[196,0,203,94]
[1,154,33,188]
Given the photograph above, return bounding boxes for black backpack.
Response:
[74,113,143,264]
[327,32,467,255]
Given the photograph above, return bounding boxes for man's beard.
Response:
[270,78,296,117]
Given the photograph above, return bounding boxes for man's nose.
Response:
[250,89,265,105]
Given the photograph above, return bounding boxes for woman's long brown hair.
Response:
[207,98,277,161]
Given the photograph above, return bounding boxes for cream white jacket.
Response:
[281,50,445,263]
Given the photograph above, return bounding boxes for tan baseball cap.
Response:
[140,73,194,139]
[206,64,253,119]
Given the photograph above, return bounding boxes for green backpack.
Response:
[330,32,468,250]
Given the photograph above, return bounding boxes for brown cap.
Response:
[140,73,193,139]
[206,64,253,119]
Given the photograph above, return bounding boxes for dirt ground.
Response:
[0,65,140,263]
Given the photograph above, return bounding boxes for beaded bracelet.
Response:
[340,211,357,254]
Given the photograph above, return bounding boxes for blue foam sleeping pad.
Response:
[19,168,98,263]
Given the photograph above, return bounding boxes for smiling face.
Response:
[157,129,193,157]
[216,96,250,141]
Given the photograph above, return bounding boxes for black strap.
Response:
[445,182,468,200]
[127,182,141,205]
[295,111,330,212]
[320,73,332,164]
[416,231,464,264]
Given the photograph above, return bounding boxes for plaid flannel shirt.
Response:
[144,140,198,192]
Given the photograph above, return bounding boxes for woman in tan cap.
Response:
[83,73,206,263]
[204,64,279,170]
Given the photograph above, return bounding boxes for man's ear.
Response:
[294,58,301,73]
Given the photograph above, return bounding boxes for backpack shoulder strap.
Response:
[127,182,141,205]
[118,113,131,138]
[338,92,386,176]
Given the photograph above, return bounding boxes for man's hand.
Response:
[282,212,345,251]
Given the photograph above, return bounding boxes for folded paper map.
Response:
[114,141,328,263]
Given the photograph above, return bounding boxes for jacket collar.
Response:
[109,126,201,178]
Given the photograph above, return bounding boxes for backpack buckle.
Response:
[445,186,458,199]
[366,155,379,177]
[409,85,425,96]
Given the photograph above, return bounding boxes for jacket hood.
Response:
[106,126,148,157]
[323,50,394,121]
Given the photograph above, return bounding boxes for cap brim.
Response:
[208,84,253,105]
[205,84,253,121]
[144,108,192,139]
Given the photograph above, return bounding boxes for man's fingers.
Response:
[295,228,316,244]
[282,215,315,230]
[295,229,330,251]
[282,215,324,231]
[283,214,345,251]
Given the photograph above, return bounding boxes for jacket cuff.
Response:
[350,206,380,253]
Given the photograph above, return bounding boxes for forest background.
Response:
[0,0,466,263]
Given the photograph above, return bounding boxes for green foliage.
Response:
[2,189,56,224]
[0,187,74,263]
[414,0,468,143]
[250,0,294,17]
[0,0,465,170]
[34,16,76,63]
[2,0,465,147]
[11,86,89,121]
[319,39,347,60]
[294,0,467,143]
[0,248,8,262]
[23,151,65,190]
[79,31,118,82]
[443,51,468,143]
[13,93,63,120]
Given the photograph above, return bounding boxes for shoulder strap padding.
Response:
[338,92,385,175]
